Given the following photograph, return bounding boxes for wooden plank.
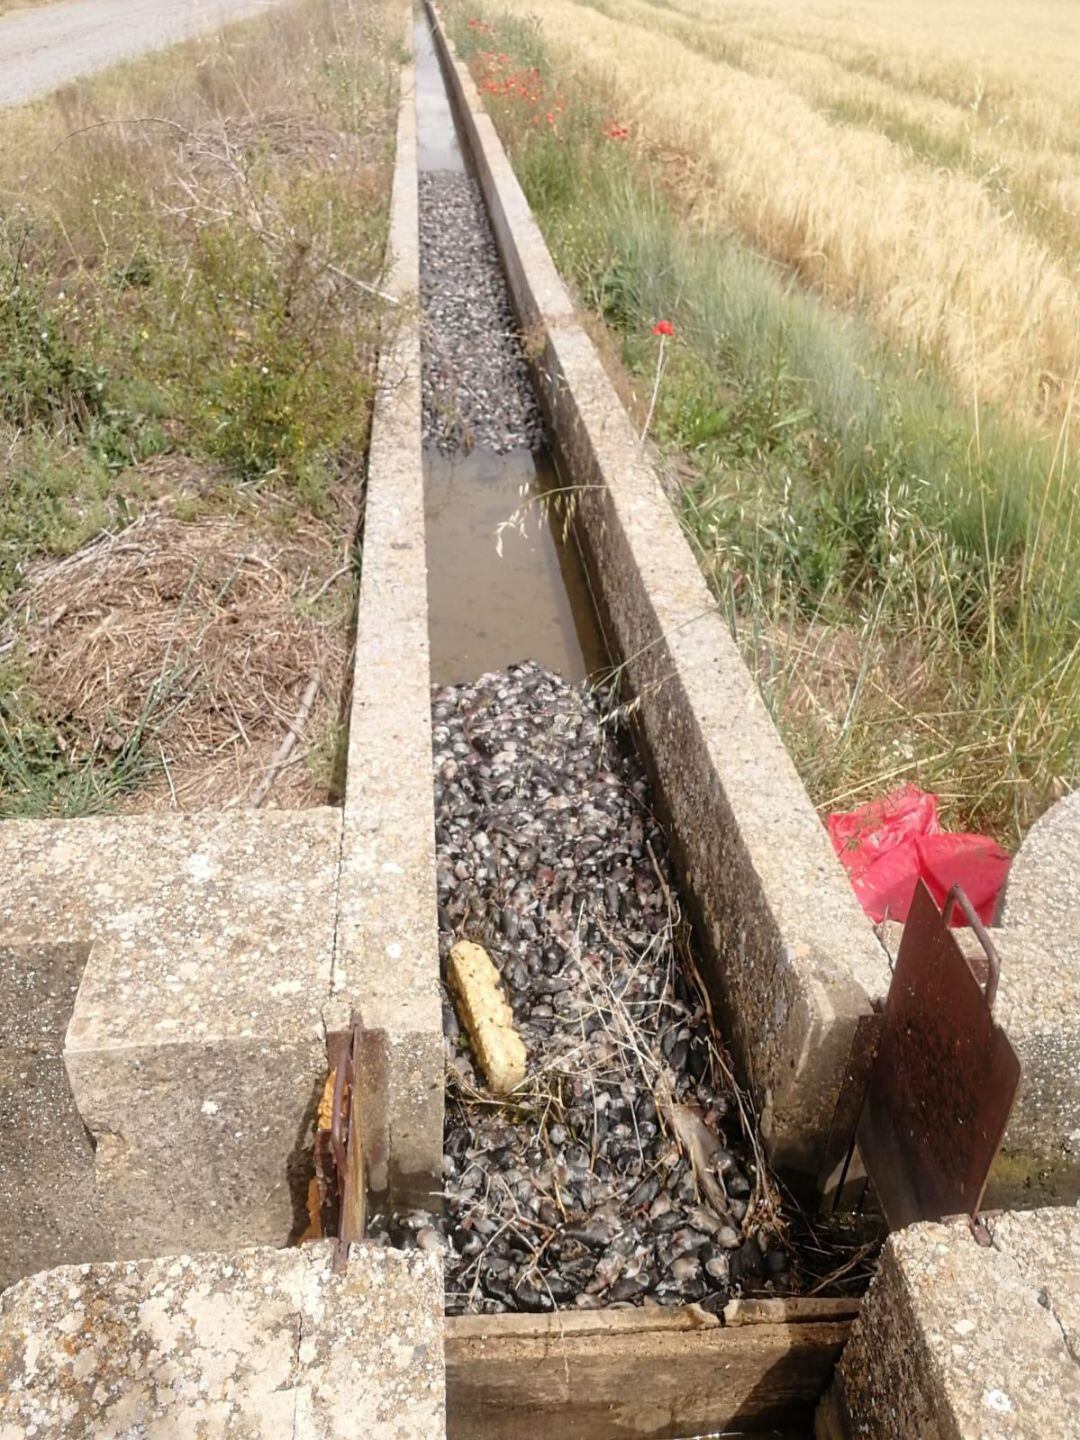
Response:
[445,1306,851,1439]
[724,1297,861,1326]
[448,1306,721,1343]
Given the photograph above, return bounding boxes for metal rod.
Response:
[943,884,1002,1008]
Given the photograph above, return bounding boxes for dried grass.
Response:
[0,0,400,814]
[0,0,58,15]
[4,459,357,811]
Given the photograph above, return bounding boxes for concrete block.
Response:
[427,2,889,1189]
[0,943,112,1289]
[984,924,1080,1206]
[0,1241,445,1438]
[335,29,443,1210]
[0,809,341,1259]
[999,790,1080,932]
[823,1209,1080,1438]
[978,792,1080,1206]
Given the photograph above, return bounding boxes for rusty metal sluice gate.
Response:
[819,880,1021,1232]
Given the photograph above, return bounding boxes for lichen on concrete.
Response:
[0,1242,445,1438]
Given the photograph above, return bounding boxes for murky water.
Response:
[413,14,464,173]
[424,448,604,685]
[414,10,606,686]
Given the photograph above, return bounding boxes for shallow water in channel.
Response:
[414,10,605,686]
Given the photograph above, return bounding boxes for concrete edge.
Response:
[987,793,1080,1204]
[333,17,444,1208]
[0,1243,447,1438]
[983,926,1080,1207]
[425,0,888,1188]
[821,1210,1080,1436]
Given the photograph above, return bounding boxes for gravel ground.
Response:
[419,171,545,455]
[368,663,789,1314]
[0,0,281,107]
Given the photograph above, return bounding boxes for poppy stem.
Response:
[640,335,667,443]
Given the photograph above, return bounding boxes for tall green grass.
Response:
[452,4,1080,841]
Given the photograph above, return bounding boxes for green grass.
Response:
[0,0,400,816]
[0,657,179,818]
[450,3,1080,842]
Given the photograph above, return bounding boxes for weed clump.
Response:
[0,260,106,430]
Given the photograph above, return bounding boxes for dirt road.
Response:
[0,0,283,106]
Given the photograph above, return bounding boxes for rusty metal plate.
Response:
[855,880,1021,1229]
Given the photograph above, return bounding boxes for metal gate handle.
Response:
[943,884,1001,1008]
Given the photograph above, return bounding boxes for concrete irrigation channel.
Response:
[1,2,1079,1436]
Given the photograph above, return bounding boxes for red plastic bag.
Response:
[827,785,1010,925]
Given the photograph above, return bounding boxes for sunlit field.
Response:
[483,0,1080,428]
[450,0,1080,843]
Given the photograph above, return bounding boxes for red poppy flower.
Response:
[652,320,675,337]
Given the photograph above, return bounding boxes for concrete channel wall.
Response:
[424,0,889,1190]
[333,26,445,1209]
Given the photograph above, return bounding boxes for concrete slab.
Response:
[822,1209,1080,1438]
[0,943,112,1289]
[0,809,341,1259]
[999,790,1080,932]
[426,1,888,1189]
[335,28,443,1210]
[986,926,1080,1207]
[0,1241,445,1439]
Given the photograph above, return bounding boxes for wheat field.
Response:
[488,0,1080,428]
